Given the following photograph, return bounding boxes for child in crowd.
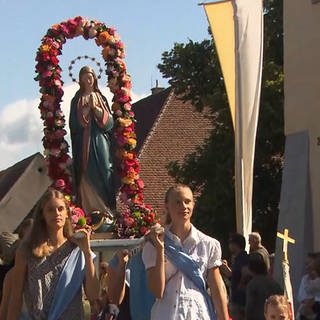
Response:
[264,295,292,320]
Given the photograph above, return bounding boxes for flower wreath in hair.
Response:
[35,16,158,238]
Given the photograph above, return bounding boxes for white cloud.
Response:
[0,84,147,170]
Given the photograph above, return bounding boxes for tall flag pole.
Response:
[202,0,264,240]
[277,229,296,319]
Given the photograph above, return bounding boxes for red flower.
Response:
[136,179,144,190]
[42,70,53,78]
[143,215,152,224]
[149,211,155,220]
[36,63,47,73]
[139,226,148,235]
[49,48,60,56]
[37,52,50,62]
[54,179,66,190]
[65,19,79,35]
[47,26,60,37]
[115,41,124,50]
[50,56,59,65]
[124,217,135,227]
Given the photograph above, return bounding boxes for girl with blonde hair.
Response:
[142,184,229,320]
[264,295,292,320]
[7,189,99,319]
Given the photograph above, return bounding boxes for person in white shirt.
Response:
[142,184,228,320]
[298,253,320,319]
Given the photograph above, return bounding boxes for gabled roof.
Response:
[0,153,51,232]
[132,87,172,153]
[133,88,212,214]
[0,153,40,202]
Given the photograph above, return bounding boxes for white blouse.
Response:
[142,224,222,320]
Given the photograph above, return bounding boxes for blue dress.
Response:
[24,241,84,320]
[69,90,116,213]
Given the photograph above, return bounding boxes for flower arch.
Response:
[35,16,157,237]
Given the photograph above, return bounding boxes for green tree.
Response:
[158,0,284,252]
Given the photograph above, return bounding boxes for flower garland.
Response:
[35,16,158,238]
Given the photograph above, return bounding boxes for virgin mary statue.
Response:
[69,66,116,214]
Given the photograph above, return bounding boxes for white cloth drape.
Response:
[204,0,264,241]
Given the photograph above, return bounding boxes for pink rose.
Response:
[59,24,71,38]
[108,27,116,35]
[124,217,135,227]
[115,41,124,50]
[123,103,132,111]
[71,215,78,224]
[117,94,130,104]
[136,179,144,190]
[54,79,62,87]
[54,179,65,190]
[72,206,85,218]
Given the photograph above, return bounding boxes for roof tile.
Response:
[132,88,212,215]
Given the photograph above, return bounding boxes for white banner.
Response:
[203,0,264,240]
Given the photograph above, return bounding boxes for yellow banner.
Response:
[204,1,235,127]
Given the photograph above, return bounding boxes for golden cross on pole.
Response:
[277,228,295,262]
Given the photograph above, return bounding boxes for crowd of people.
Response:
[0,184,318,320]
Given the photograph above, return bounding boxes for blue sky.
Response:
[0,0,210,169]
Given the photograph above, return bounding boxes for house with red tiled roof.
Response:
[132,86,212,215]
